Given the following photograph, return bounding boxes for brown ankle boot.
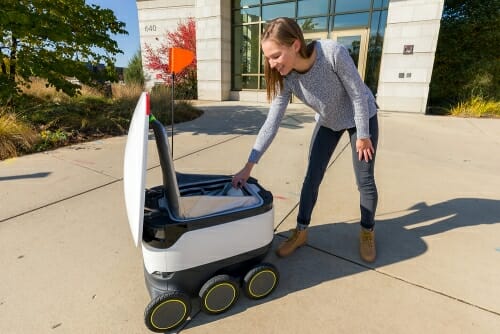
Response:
[276,228,308,257]
[359,227,376,263]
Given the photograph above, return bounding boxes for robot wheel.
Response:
[144,290,191,333]
[243,263,280,300]
[199,274,240,315]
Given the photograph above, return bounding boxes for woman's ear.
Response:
[293,39,301,52]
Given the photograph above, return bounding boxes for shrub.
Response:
[0,110,38,159]
[449,96,500,118]
[0,77,201,160]
[33,129,69,152]
[149,84,202,125]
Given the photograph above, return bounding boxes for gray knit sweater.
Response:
[248,39,377,164]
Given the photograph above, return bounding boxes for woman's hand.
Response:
[356,138,375,162]
[232,162,255,188]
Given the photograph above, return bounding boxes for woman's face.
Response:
[261,39,299,76]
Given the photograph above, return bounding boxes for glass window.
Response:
[233,75,263,90]
[365,10,388,95]
[233,0,260,8]
[379,10,387,35]
[297,0,329,17]
[233,7,260,25]
[372,0,389,8]
[233,24,261,78]
[332,12,369,29]
[233,75,243,90]
[370,11,381,37]
[297,17,328,33]
[262,3,295,21]
[260,76,267,90]
[242,75,259,89]
[334,0,371,13]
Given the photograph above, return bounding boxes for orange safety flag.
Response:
[168,47,195,74]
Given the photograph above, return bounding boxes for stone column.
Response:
[376,0,444,113]
[195,0,231,101]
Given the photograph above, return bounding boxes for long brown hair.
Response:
[261,17,313,101]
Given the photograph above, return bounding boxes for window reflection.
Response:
[332,12,369,29]
[233,24,260,82]
[233,7,260,25]
[337,35,361,67]
[231,1,388,93]
[242,75,259,89]
[298,0,329,17]
[335,0,371,13]
[365,10,387,95]
[297,17,328,33]
[262,3,295,21]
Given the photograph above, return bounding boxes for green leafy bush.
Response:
[430,0,499,106]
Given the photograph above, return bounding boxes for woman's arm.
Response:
[232,89,291,187]
[333,44,371,140]
[332,44,375,161]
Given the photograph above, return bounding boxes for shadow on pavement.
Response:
[180,197,500,332]
[170,105,316,136]
[0,172,51,181]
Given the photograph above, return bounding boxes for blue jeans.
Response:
[297,115,379,229]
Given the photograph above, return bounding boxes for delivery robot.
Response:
[123,92,279,332]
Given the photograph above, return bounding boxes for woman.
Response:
[232,17,379,263]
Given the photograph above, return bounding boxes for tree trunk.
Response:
[9,37,17,81]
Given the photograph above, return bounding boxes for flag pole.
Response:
[171,72,175,159]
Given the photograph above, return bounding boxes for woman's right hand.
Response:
[231,162,255,188]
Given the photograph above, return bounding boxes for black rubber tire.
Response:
[199,274,239,315]
[144,291,191,333]
[243,263,279,300]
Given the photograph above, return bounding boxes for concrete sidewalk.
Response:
[1,101,499,333]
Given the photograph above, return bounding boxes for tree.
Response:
[143,18,197,99]
[124,50,145,86]
[430,0,499,104]
[300,18,317,33]
[0,0,127,103]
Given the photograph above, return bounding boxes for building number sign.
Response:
[144,24,157,32]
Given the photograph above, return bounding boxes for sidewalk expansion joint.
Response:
[1,134,246,224]
[273,134,500,317]
[324,240,500,317]
[466,118,500,145]
[51,155,120,180]
[274,232,500,317]
[0,179,120,223]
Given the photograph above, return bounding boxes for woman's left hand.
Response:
[356,138,375,162]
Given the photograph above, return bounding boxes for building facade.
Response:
[136,0,444,113]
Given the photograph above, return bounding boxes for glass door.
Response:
[331,29,369,80]
[303,31,328,44]
[291,29,368,103]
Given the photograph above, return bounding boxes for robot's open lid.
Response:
[123,92,149,246]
